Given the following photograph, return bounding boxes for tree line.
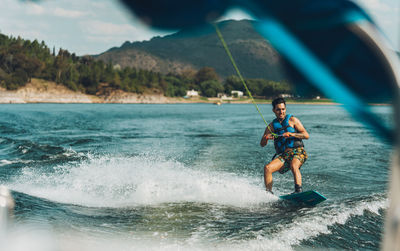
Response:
[0,33,297,98]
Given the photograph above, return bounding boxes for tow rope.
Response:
[214,23,277,137]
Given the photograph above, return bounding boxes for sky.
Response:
[0,0,398,56]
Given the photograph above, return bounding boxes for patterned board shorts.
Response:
[277,147,308,174]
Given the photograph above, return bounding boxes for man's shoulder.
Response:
[289,115,301,124]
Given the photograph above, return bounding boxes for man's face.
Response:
[273,103,286,120]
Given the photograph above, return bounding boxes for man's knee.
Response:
[290,163,301,172]
[265,163,281,174]
[264,164,273,174]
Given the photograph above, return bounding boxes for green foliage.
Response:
[224,75,242,94]
[11,68,28,87]
[0,32,304,98]
[164,76,187,97]
[195,67,219,84]
[223,75,296,98]
[200,80,224,97]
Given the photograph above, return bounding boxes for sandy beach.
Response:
[0,78,338,104]
[0,79,182,104]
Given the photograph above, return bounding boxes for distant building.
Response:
[279,93,293,98]
[217,93,232,100]
[186,89,199,97]
[231,90,244,98]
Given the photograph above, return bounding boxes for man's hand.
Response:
[260,133,274,147]
[265,134,275,140]
[260,123,275,147]
[282,132,292,138]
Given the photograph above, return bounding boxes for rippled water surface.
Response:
[0,103,392,250]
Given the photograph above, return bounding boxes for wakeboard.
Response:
[279,190,326,206]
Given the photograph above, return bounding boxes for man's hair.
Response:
[272,97,286,109]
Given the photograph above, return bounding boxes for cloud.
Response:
[79,19,170,53]
[89,1,108,9]
[53,7,88,18]
[80,20,139,36]
[355,0,399,49]
[26,2,45,15]
[355,0,397,28]
[356,0,392,13]
[218,8,255,21]
[23,2,90,19]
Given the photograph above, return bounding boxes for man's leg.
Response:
[264,158,284,192]
[290,158,303,192]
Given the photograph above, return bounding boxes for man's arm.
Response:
[283,117,309,139]
[260,123,275,147]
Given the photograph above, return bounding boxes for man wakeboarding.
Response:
[260,97,309,194]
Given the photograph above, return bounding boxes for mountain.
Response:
[96,20,285,81]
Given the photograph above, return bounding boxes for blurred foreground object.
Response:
[0,186,14,235]
[120,0,398,141]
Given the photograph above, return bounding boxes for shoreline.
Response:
[0,79,388,105]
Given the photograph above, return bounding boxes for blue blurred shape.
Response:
[120,0,400,143]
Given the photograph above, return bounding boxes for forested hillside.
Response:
[0,32,295,98]
[97,20,285,81]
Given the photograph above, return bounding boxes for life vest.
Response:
[272,114,304,154]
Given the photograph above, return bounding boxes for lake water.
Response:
[0,103,392,250]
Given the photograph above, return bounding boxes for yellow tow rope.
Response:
[214,23,277,137]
